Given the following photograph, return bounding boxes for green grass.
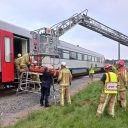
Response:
[5,81,128,128]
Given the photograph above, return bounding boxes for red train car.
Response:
[0,20,31,85]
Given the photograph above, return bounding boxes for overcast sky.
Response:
[0,0,128,59]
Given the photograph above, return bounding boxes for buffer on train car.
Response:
[0,30,14,83]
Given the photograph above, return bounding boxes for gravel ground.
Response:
[0,93,40,117]
[0,74,101,127]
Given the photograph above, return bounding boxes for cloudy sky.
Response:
[0,0,128,59]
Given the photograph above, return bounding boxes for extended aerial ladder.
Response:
[80,15,128,46]
[30,10,88,57]
[30,9,128,59]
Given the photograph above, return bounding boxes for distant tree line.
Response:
[105,59,128,66]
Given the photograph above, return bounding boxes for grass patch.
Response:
[5,81,128,128]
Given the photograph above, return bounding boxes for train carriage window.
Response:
[100,58,103,63]
[97,57,100,62]
[63,50,69,59]
[57,48,62,58]
[84,54,88,61]
[88,55,92,61]
[102,58,104,63]
[100,58,102,63]
[4,37,11,62]
[99,58,101,62]
[70,51,77,60]
[95,57,97,62]
[78,53,82,60]
[92,56,95,62]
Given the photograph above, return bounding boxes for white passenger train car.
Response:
[0,20,104,85]
[42,40,105,76]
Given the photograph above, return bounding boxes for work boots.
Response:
[45,104,51,107]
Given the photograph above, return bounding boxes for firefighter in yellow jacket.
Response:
[89,64,95,82]
[20,53,30,72]
[15,53,23,78]
[58,62,72,106]
[96,64,118,117]
[116,60,128,109]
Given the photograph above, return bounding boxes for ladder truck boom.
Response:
[50,10,88,37]
[30,9,128,58]
[79,15,128,46]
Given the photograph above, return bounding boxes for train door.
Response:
[0,30,14,82]
[14,36,28,59]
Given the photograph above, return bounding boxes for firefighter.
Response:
[96,64,118,118]
[112,65,118,74]
[20,53,30,72]
[89,64,95,82]
[15,53,23,78]
[58,62,72,106]
[116,60,128,110]
[40,67,53,107]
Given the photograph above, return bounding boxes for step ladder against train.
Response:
[16,71,42,94]
[16,71,60,105]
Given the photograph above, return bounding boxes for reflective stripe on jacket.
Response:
[104,72,118,94]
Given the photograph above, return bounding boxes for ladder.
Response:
[30,9,128,58]
[50,9,88,37]
[16,71,42,95]
[79,15,128,46]
[30,10,88,56]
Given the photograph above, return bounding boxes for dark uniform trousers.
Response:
[40,82,50,106]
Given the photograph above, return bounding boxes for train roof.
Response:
[0,20,31,38]
[58,40,104,57]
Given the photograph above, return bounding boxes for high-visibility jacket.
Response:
[89,68,95,74]
[104,72,118,94]
[58,68,72,86]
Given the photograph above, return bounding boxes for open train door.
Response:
[0,30,14,82]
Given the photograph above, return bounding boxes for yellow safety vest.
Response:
[89,68,95,74]
[104,72,118,94]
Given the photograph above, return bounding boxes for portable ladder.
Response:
[16,71,60,105]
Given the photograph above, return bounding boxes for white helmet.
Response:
[18,53,21,57]
[61,62,66,66]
